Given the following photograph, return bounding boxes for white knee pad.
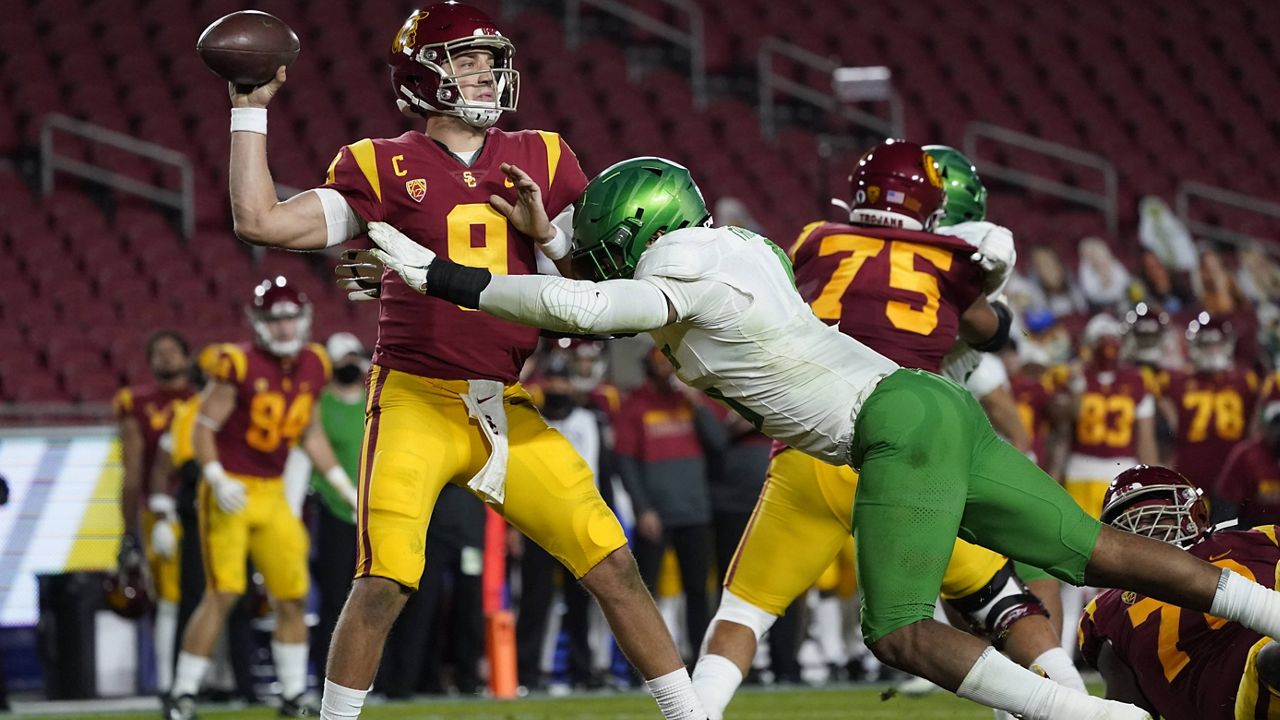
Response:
[704,590,778,650]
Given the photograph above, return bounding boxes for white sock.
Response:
[691,654,742,720]
[957,646,1139,720]
[1211,569,1280,638]
[273,640,310,699]
[154,600,178,693]
[171,651,211,698]
[1031,646,1086,693]
[645,667,709,719]
[814,596,846,664]
[320,678,368,720]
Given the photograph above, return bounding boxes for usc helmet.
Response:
[389,2,519,128]
[1083,313,1125,370]
[848,139,946,232]
[248,276,312,358]
[1186,311,1235,373]
[1122,302,1169,366]
[104,538,152,619]
[1101,465,1211,548]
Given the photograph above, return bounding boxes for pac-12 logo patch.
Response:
[405,178,427,202]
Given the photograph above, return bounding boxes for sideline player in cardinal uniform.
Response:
[691,141,1082,719]
[1162,313,1257,490]
[115,331,194,695]
[220,4,705,718]
[164,279,349,720]
[1080,465,1280,720]
[1060,314,1160,519]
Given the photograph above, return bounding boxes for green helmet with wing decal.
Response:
[923,144,987,227]
[569,157,712,281]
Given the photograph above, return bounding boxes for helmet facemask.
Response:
[1187,327,1235,373]
[1106,485,1209,548]
[249,301,312,358]
[396,37,519,128]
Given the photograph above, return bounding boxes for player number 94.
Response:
[246,392,313,453]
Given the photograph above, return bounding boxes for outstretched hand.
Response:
[335,249,384,301]
[489,163,555,244]
[364,222,437,294]
[230,65,287,108]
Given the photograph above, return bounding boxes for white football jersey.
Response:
[636,226,899,464]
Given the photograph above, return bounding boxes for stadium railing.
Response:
[756,36,904,141]
[1176,181,1280,246]
[564,0,707,107]
[40,114,196,239]
[963,121,1119,236]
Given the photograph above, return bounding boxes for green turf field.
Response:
[33,685,1003,720]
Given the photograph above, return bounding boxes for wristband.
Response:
[426,258,493,309]
[973,301,1013,353]
[148,493,177,519]
[539,225,573,261]
[230,107,267,135]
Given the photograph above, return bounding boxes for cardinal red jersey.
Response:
[114,383,195,495]
[1070,366,1152,459]
[324,128,588,383]
[1080,527,1280,720]
[209,342,331,478]
[1011,373,1055,466]
[788,221,984,373]
[1217,438,1280,527]
[1165,369,1258,488]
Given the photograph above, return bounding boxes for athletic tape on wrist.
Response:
[230,107,267,134]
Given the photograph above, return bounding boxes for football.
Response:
[196,10,299,86]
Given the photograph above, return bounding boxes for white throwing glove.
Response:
[325,465,359,510]
[203,461,247,514]
[367,222,437,293]
[148,493,179,559]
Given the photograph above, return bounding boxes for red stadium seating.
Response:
[0,0,1276,402]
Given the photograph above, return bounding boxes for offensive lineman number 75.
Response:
[810,234,953,336]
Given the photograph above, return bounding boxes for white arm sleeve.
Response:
[477,274,671,335]
[313,187,364,248]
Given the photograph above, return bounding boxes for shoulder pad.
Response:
[114,387,134,416]
[306,343,333,382]
[634,227,718,282]
[211,343,249,385]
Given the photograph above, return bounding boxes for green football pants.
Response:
[849,368,1101,645]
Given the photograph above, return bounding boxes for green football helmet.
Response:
[923,145,987,227]
[570,157,711,281]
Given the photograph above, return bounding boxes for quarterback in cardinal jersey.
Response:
[221,4,701,718]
